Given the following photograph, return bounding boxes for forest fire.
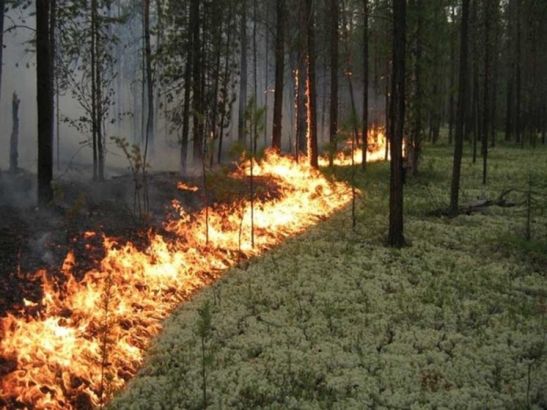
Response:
[318,129,389,167]
[0,149,370,409]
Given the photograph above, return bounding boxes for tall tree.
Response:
[190,0,203,162]
[181,2,192,175]
[305,0,318,168]
[143,0,154,155]
[449,0,470,216]
[271,0,285,150]
[238,1,248,144]
[328,0,338,166]
[37,0,54,205]
[361,0,368,169]
[481,0,491,185]
[388,0,406,247]
[0,0,5,101]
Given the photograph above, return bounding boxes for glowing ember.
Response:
[318,128,389,167]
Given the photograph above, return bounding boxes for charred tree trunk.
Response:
[388,0,406,247]
[362,0,368,169]
[238,2,248,144]
[37,0,54,205]
[449,0,470,215]
[305,0,318,168]
[272,0,285,150]
[9,93,20,173]
[328,0,339,166]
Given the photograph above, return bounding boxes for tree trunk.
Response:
[448,5,456,145]
[409,0,423,175]
[143,0,154,157]
[91,0,98,180]
[515,0,522,146]
[362,0,368,169]
[95,0,104,181]
[37,0,54,205]
[328,0,339,166]
[0,0,5,101]
[388,0,406,247]
[181,5,192,176]
[449,0,470,216]
[272,0,285,150]
[481,0,490,185]
[238,2,248,144]
[190,0,203,162]
[295,0,307,158]
[9,93,20,173]
[305,0,318,168]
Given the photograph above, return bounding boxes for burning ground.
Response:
[0,150,353,408]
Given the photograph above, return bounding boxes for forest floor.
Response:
[109,142,547,409]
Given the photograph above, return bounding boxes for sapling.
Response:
[195,300,214,409]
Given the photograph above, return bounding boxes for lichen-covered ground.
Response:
[111,143,546,409]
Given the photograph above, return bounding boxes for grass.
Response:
[110,142,546,409]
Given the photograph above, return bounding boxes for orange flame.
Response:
[177,182,199,192]
[318,128,389,167]
[0,150,361,409]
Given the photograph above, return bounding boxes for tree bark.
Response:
[143,0,154,156]
[295,0,307,158]
[328,0,339,166]
[9,93,20,173]
[37,0,54,205]
[361,0,368,169]
[305,0,318,168]
[449,0,470,216]
[238,2,248,144]
[481,0,490,185]
[448,4,456,145]
[0,0,5,101]
[388,0,406,247]
[181,3,192,176]
[191,0,203,161]
[272,0,285,150]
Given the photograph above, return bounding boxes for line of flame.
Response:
[1,149,359,409]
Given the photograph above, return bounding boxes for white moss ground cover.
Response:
[111,144,546,409]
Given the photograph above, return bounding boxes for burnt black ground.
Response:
[0,169,279,317]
